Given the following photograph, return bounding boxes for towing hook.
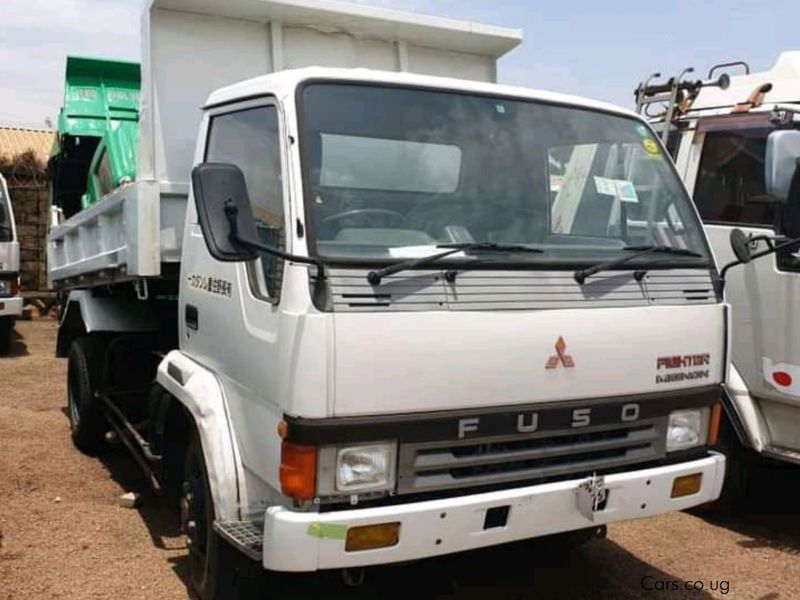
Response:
[341,567,366,587]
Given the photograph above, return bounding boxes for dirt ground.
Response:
[1,318,800,600]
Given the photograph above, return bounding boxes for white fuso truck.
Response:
[50,1,727,597]
[635,53,800,502]
[0,172,22,354]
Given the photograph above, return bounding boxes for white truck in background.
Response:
[50,1,727,597]
[635,53,800,503]
[0,172,22,354]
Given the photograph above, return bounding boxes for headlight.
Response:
[335,443,396,493]
[0,279,9,295]
[666,408,710,452]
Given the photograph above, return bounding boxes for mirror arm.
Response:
[748,234,775,250]
[224,200,327,280]
[749,236,800,261]
[719,236,800,285]
[718,260,740,284]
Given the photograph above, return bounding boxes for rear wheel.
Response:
[0,316,14,354]
[67,336,107,454]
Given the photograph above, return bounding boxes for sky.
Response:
[1,0,799,129]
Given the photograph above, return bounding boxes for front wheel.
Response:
[0,316,14,354]
[712,416,754,511]
[183,430,249,600]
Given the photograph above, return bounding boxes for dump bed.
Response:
[47,0,521,289]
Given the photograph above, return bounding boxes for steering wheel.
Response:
[320,208,406,226]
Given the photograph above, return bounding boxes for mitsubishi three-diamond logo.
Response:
[546,336,575,369]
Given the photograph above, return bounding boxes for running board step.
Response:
[214,520,263,561]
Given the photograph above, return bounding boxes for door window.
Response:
[206,105,286,300]
[693,129,776,227]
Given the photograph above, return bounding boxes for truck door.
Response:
[182,98,294,490]
[690,123,800,452]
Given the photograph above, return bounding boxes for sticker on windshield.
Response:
[615,180,639,203]
[643,139,660,156]
[636,124,649,138]
[594,176,616,196]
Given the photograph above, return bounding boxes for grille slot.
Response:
[397,419,667,494]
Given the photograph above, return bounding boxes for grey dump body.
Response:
[46,0,520,291]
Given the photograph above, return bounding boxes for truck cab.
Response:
[635,52,800,494]
[49,1,726,597]
[0,172,22,353]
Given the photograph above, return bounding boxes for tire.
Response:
[67,336,107,455]
[183,430,243,600]
[0,316,13,355]
[712,416,753,511]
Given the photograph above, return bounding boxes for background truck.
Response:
[50,0,726,597]
[635,53,800,502]
[0,172,22,353]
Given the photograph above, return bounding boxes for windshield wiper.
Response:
[367,242,543,285]
[574,245,704,285]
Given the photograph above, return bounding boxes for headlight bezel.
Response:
[666,407,711,452]
[316,441,397,496]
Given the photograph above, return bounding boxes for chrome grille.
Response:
[397,418,667,494]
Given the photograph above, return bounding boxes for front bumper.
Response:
[0,296,22,318]
[263,453,724,572]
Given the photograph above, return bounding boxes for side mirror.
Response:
[765,130,800,203]
[191,163,258,262]
[729,228,752,264]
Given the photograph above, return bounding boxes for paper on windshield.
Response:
[389,246,467,259]
[593,176,616,196]
[594,176,639,204]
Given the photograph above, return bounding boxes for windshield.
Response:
[0,183,11,243]
[299,83,710,268]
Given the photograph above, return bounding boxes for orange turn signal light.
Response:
[276,419,288,439]
[671,473,702,498]
[345,522,401,552]
[279,442,317,500]
[708,403,722,446]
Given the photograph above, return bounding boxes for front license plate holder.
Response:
[576,474,608,521]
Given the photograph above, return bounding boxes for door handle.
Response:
[185,304,199,331]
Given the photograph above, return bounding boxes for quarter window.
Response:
[206,105,286,299]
